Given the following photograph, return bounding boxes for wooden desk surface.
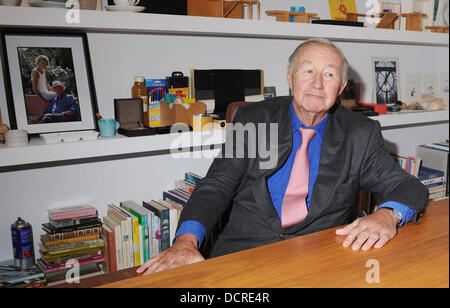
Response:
[95,199,449,288]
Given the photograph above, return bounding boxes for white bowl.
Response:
[59,132,81,142]
[40,133,63,144]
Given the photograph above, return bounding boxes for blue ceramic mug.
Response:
[98,118,120,137]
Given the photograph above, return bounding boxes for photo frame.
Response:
[1,32,98,135]
[371,56,400,105]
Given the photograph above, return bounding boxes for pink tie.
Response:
[281,127,316,228]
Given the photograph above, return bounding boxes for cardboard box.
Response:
[150,101,206,127]
[162,101,206,126]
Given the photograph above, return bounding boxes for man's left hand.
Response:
[335,208,398,251]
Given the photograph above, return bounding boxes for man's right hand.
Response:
[136,233,205,275]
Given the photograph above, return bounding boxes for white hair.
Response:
[288,38,348,82]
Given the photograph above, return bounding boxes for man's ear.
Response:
[338,80,348,96]
[287,69,293,92]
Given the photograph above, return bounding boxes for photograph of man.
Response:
[33,80,81,123]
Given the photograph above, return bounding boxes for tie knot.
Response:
[300,127,316,144]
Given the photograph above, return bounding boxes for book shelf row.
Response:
[357,140,449,217]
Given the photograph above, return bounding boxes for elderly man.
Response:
[36,80,80,123]
[138,38,428,275]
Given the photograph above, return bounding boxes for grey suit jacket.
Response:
[179,96,429,258]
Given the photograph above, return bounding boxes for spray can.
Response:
[11,217,35,269]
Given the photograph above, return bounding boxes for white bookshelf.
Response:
[0,7,448,46]
[0,129,225,169]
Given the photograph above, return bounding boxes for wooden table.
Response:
[97,199,448,288]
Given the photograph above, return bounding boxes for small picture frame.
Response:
[1,32,98,135]
[371,56,400,105]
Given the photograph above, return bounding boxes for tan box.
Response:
[157,101,206,127]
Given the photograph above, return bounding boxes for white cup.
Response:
[113,0,140,6]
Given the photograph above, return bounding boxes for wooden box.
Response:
[114,98,156,136]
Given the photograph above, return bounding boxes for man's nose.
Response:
[311,74,324,89]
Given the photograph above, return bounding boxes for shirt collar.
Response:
[290,102,329,137]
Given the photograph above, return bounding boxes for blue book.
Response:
[142,200,170,253]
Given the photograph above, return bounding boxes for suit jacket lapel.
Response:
[309,106,346,218]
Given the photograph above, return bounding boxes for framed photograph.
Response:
[1,32,98,135]
[371,57,400,105]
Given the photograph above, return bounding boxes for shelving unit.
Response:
[0,7,448,45]
[0,129,225,171]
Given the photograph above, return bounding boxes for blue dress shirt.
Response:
[175,103,414,247]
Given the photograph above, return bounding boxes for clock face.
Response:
[374,61,398,105]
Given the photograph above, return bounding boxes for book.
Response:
[143,200,171,253]
[47,205,97,221]
[42,227,103,241]
[103,215,124,271]
[102,223,117,272]
[116,204,142,267]
[163,190,188,206]
[175,179,196,194]
[37,255,105,274]
[48,215,99,229]
[0,259,44,288]
[41,233,100,248]
[107,204,133,268]
[157,199,179,246]
[42,218,102,235]
[417,144,449,196]
[185,172,204,185]
[120,200,152,263]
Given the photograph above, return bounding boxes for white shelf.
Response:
[0,7,448,46]
[369,110,449,128]
[0,129,225,169]
[1,110,447,169]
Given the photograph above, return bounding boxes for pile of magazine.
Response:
[0,260,45,288]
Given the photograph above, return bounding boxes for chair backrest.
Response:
[225,101,255,123]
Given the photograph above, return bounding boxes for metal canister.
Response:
[11,217,35,269]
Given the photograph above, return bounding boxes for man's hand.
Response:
[136,233,205,275]
[335,208,398,251]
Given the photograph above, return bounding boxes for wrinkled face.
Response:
[287,44,347,117]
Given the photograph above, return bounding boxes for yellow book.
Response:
[328,0,356,20]
[41,234,100,248]
[130,214,141,266]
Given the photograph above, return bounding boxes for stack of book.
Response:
[416,140,449,198]
[418,166,446,199]
[36,205,104,285]
[101,172,203,272]
[0,259,45,288]
[391,153,422,177]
